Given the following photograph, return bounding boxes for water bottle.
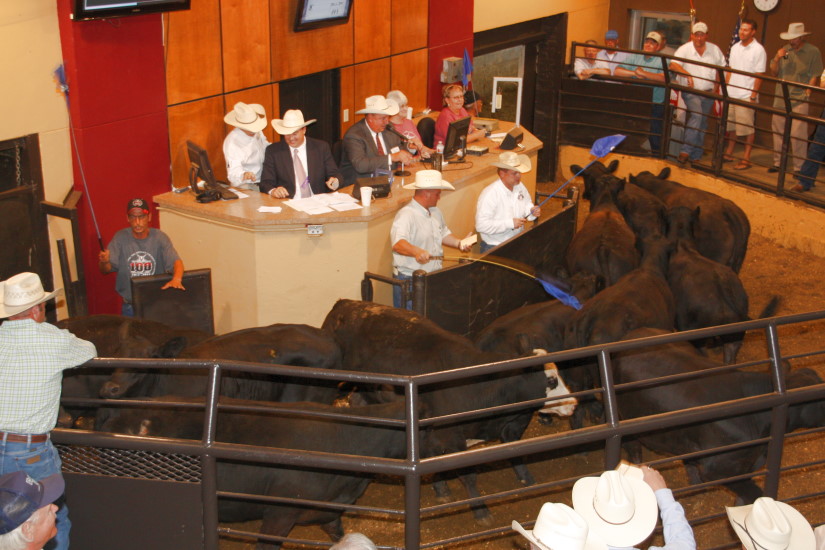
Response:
[436,141,444,154]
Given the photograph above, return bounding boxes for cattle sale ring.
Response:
[49,158,825,550]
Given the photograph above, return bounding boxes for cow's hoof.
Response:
[474,512,494,527]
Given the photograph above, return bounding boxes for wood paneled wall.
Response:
[164,0,433,188]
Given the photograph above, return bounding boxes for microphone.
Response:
[384,123,409,142]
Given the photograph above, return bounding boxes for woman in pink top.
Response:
[433,84,486,146]
[387,90,434,159]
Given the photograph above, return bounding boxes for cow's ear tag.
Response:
[139,419,151,436]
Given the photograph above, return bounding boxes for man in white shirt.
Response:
[475,152,540,253]
[222,102,270,188]
[670,22,726,164]
[723,18,767,170]
[597,30,630,76]
[575,40,611,80]
[391,170,470,308]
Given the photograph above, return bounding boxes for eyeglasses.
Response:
[448,95,463,99]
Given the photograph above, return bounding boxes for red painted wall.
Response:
[56,0,172,314]
[427,0,475,110]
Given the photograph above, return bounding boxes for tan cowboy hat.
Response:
[271,109,317,135]
[224,102,267,132]
[780,22,811,41]
[356,95,400,116]
[727,497,815,550]
[572,469,658,548]
[0,272,61,318]
[492,151,532,173]
[403,169,455,190]
[512,502,606,550]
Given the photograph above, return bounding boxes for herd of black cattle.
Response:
[56,160,825,549]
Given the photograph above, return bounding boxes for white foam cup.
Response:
[361,186,373,207]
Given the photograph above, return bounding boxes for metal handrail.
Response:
[55,307,825,548]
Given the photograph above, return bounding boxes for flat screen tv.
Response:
[72,0,191,21]
[294,0,353,32]
[443,116,472,160]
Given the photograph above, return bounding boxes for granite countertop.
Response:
[155,122,542,229]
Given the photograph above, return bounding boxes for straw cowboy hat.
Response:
[0,272,61,318]
[572,469,658,548]
[356,95,400,116]
[512,502,606,550]
[224,102,267,132]
[727,497,815,550]
[403,169,455,191]
[492,151,532,173]
[780,22,811,41]
[271,109,317,135]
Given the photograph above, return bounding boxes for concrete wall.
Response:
[560,145,825,257]
[474,0,609,58]
[1,1,76,317]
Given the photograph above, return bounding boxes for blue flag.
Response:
[538,278,583,309]
[462,48,473,88]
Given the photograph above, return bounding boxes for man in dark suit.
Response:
[339,95,415,188]
[260,109,341,199]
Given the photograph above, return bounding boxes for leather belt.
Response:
[0,432,49,443]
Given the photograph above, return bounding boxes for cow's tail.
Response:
[755,296,781,320]
[595,246,614,286]
[724,207,751,273]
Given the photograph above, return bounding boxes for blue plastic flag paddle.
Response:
[537,134,626,208]
[440,255,583,309]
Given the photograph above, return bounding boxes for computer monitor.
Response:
[186,140,218,191]
[443,116,472,160]
[186,141,237,200]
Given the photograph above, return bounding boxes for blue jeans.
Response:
[798,107,825,190]
[650,103,664,154]
[121,302,134,317]
[0,437,70,550]
[479,241,496,254]
[681,92,714,160]
[392,272,413,310]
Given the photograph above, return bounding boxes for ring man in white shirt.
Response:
[475,152,540,253]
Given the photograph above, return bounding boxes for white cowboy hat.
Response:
[572,469,658,548]
[780,22,811,41]
[271,109,317,135]
[402,169,455,191]
[356,95,400,116]
[492,151,532,173]
[0,272,61,318]
[224,102,267,132]
[727,497,815,550]
[512,502,607,550]
[815,524,825,550]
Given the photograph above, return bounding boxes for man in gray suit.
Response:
[339,95,415,187]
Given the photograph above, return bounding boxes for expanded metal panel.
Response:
[58,444,201,482]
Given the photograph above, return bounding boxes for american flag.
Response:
[727,15,742,64]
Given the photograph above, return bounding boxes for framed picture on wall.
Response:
[629,10,692,53]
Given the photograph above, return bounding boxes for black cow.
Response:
[614,327,825,504]
[474,272,602,355]
[667,206,751,363]
[57,315,206,427]
[629,168,750,273]
[571,160,667,244]
[322,299,555,523]
[98,324,342,406]
[99,396,440,549]
[563,237,675,428]
[565,173,639,286]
